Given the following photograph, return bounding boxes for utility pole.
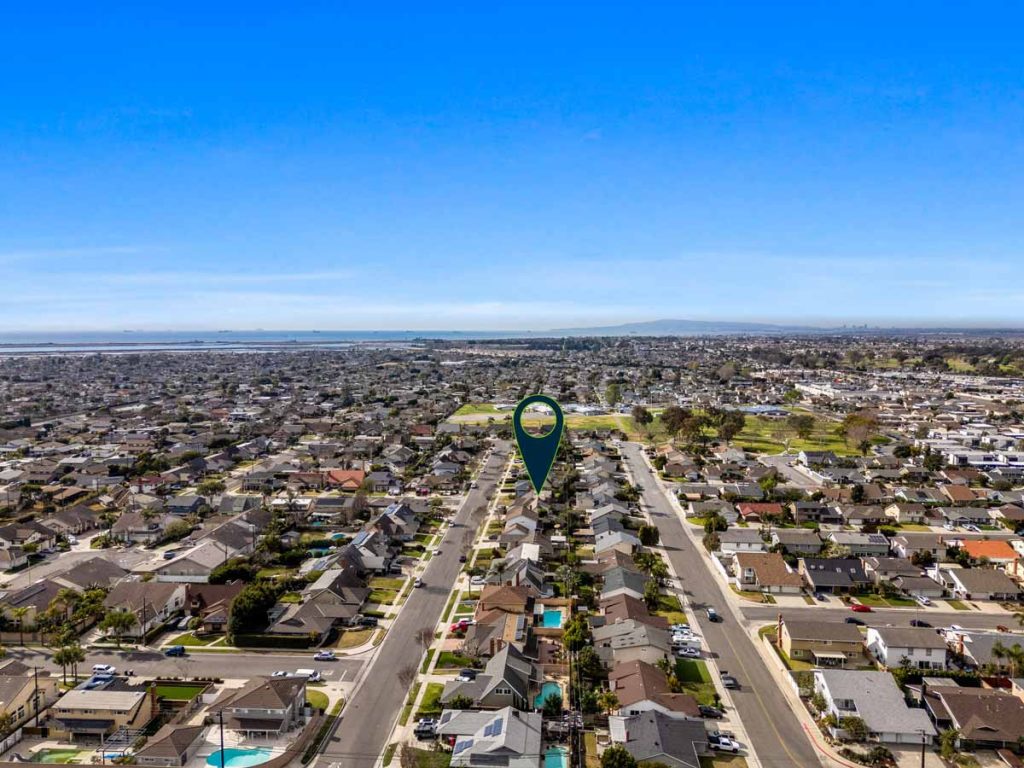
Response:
[920,729,926,768]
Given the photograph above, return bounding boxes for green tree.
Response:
[605,383,621,407]
[562,613,591,652]
[99,610,137,647]
[787,414,816,441]
[447,694,474,710]
[198,478,226,496]
[938,729,959,761]
[631,406,654,433]
[600,745,637,768]
[718,411,746,443]
[209,558,258,584]
[637,525,660,546]
[840,716,869,742]
[660,406,690,438]
[642,580,661,609]
[596,690,620,717]
[542,692,563,717]
[576,646,606,681]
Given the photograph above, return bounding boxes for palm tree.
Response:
[10,607,31,646]
[64,644,85,681]
[1015,611,1024,629]
[99,610,137,648]
[992,642,1008,673]
[53,645,75,684]
[53,588,81,622]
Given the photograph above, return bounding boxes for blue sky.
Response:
[2,2,1023,330]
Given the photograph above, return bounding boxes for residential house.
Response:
[923,686,1024,750]
[827,532,891,558]
[436,708,543,768]
[153,541,229,583]
[597,595,668,631]
[103,582,187,638]
[798,558,870,594]
[960,540,1018,566]
[607,660,701,719]
[718,528,765,554]
[440,644,539,711]
[600,567,649,602]
[790,502,842,526]
[813,670,935,744]
[210,676,307,737]
[185,583,244,636]
[736,502,783,523]
[780,619,865,668]
[608,711,705,768]
[0,668,59,731]
[884,503,928,525]
[266,567,369,644]
[134,725,207,767]
[733,553,804,594]
[592,619,672,667]
[935,567,1020,601]
[889,533,946,563]
[49,686,156,742]
[770,529,823,556]
[866,627,948,670]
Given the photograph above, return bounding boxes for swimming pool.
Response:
[540,608,564,628]
[545,746,568,768]
[535,680,563,709]
[206,748,274,768]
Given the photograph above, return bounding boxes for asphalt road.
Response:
[317,440,512,768]
[621,442,824,768]
[742,604,1020,632]
[8,645,367,682]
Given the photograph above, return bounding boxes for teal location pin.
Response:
[513,394,565,494]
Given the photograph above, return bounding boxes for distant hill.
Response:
[549,318,819,336]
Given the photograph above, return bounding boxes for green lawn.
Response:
[946,599,973,611]
[368,589,398,605]
[420,649,436,674]
[306,690,329,710]
[436,651,476,669]
[279,592,303,603]
[415,682,446,717]
[399,682,422,726]
[700,757,748,768]
[155,683,207,700]
[453,403,501,416]
[729,412,861,456]
[168,632,216,646]
[334,628,374,649]
[675,659,712,684]
[369,577,406,590]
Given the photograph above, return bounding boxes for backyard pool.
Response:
[206,748,274,768]
[534,680,563,709]
[545,746,568,768]
[540,608,564,628]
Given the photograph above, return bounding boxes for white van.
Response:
[294,668,323,682]
[92,664,116,675]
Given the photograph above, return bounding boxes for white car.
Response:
[913,594,931,607]
[676,647,701,658]
[709,733,740,753]
[272,670,289,677]
[963,524,981,533]
[313,651,336,661]
[670,624,691,634]
[91,664,116,675]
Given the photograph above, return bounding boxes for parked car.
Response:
[913,594,932,607]
[699,705,724,719]
[413,718,438,740]
[850,603,872,613]
[164,645,186,657]
[272,670,289,677]
[708,732,740,753]
[450,619,471,632]
[459,555,467,563]
[357,616,379,627]
[845,617,866,626]
[456,669,478,682]
[706,607,721,622]
[814,592,827,601]
[295,669,323,682]
[313,650,336,661]
[414,577,424,588]
[720,672,739,689]
[669,623,690,634]
[676,647,701,659]
[963,523,981,533]
[909,619,932,628]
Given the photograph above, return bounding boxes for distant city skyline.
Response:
[3,3,1023,330]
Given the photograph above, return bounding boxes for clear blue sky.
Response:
[2,2,1023,330]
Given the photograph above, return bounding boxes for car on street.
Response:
[313,650,336,661]
[850,603,872,613]
[676,646,701,658]
[459,555,467,563]
[272,670,289,677]
[699,705,724,719]
[909,619,931,628]
[164,645,186,657]
[414,577,424,588]
[845,616,866,626]
[706,607,721,622]
[92,664,116,675]
[720,672,739,689]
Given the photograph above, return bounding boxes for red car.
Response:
[850,603,872,613]
[449,619,470,632]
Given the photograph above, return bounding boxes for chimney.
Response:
[957,633,965,657]
[777,613,784,649]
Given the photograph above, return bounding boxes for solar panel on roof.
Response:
[453,739,474,755]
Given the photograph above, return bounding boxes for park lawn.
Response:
[169,632,216,646]
[415,682,446,717]
[155,683,207,700]
[731,414,860,456]
[334,628,374,649]
[306,690,329,710]
[368,589,398,605]
[436,651,476,669]
[453,403,501,417]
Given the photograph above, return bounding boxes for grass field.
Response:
[334,628,374,649]
[946,599,973,610]
[368,589,398,605]
[674,659,718,706]
[653,594,687,625]
[436,651,476,669]
[168,632,216,646]
[369,577,406,590]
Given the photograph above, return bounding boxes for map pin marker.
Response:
[513,394,565,494]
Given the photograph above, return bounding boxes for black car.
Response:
[910,618,932,628]
[699,705,724,719]
[459,555,467,563]
[357,616,379,627]
[845,617,866,626]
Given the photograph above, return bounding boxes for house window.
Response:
[495,687,512,695]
